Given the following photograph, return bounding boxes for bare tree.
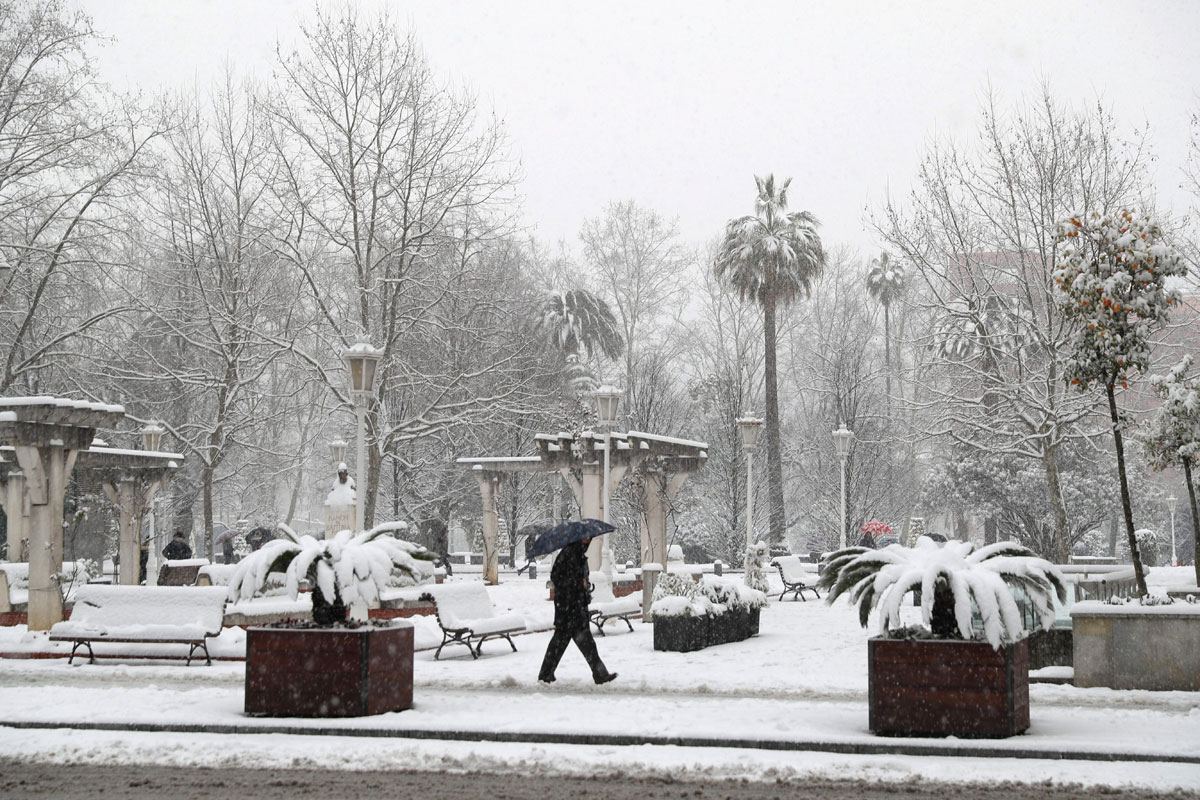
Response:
[264,7,543,526]
[872,87,1154,562]
[580,200,690,395]
[0,0,160,393]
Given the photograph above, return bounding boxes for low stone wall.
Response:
[1072,600,1200,690]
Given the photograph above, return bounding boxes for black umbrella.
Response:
[522,518,616,560]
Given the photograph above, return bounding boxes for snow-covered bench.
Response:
[589,571,641,635]
[420,581,525,660]
[158,558,209,586]
[770,555,820,602]
[1,561,91,613]
[48,585,227,665]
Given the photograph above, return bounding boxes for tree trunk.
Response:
[1184,456,1200,588]
[762,298,786,546]
[202,468,215,562]
[1041,443,1071,563]
[1105,381,1147,596]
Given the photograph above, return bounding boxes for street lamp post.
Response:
[343,344,383,533]
[736,417,763,553]
[329,439,348,467]
[832,423,853,550]
[141,422,164,586]
[594,385,623,580]
[1168,494,1178,567]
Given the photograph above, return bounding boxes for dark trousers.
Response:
[539,623,608,681]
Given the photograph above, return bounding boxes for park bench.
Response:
[157,558,209,586]
[48,584,228,665]
[1,561,91,614]
[588,571,641,635]
[770,555,820,602]
[419,581,525,660]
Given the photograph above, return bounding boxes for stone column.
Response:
[579,463,603,572]
[473,470,500,585]
[2,471,27,561]
[17,443,77,630]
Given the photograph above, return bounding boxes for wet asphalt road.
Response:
[1,761,1197,800]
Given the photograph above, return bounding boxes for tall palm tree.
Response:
[716,175,826,546]
[865,252,905,410]
[535,289,624,393]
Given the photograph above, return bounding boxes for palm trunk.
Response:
[1106,380,1147,596]
[763,299,786,546]
[1183,456,1200,588]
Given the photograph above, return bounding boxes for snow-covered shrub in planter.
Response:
[233,522,435,719]
[743,540,769,594]
[819,536,1066,738]
[229,522,436,625]
[650,573,766,651]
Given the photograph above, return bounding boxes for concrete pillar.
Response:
[474,470,500,585]
[3,471,27,561]
[579,464,603,571]
[101,478,159,586]
[17,443,76,631]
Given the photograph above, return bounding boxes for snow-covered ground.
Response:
[0,568,1197,792]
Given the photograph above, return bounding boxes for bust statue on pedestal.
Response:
[324,462,356,538]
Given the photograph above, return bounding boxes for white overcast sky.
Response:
[81,0,1200,257]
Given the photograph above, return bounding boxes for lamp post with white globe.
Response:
[141,422,165,585]
[1168,494,1178,567]
[832,423,853,550]
[343,344,383,533]
[594,385,623,579]
[736,416,763,552]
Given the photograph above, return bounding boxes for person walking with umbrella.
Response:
[538,534,618,685]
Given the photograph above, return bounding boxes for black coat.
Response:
[163,539,192,560]
[551,540,592,631]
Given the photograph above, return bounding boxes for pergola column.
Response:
[1,468,28,560]
[639,469,693,570]
[14,442,79,630]
[472,469,501,585]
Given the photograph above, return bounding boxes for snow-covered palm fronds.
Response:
[227,522,436,608]
[819,536,1066,649]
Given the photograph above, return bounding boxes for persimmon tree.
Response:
[1053,210,1186,595]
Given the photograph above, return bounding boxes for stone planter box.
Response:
[868,637,1029,738]
[653,608,760,652]
[1071,600,1200,690]
[245,624,413,717]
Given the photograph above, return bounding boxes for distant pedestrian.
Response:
[162,531,192,561]
[214,528,236,564]
[538,537,617,685]
[246,527,273,551]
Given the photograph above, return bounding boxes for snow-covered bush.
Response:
[818,536,1067,649]
[228,521,436,625]
[652,570,697,602]
[743,540,769,594]
[698,574,767,613]
[649,570,706,619]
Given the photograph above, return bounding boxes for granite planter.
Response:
[1071,600,1200,690]
[868,637,1030,738]
[653,614,708,652]
[245,624,413,717]
[653,607,760,651]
